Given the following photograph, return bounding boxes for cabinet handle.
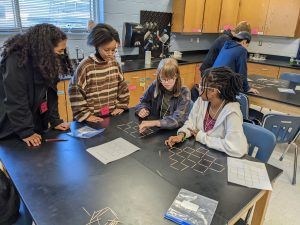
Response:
[261,68,269,71]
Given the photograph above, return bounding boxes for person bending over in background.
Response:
[213,31,259,94]
[190,21,251,101]
[69,23,129,123]
[200,21,251,75]
[165,67,248,158]
[135,58,193,133]
[0,23,72,147]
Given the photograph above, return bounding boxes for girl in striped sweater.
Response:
[69,24,129,122]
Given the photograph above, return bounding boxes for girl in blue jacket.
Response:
[135,58,193,133]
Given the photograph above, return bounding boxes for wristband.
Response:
[178,132,186,142]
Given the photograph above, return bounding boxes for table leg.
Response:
[251,190,272,225]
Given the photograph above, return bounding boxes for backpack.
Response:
[0,169,20,225]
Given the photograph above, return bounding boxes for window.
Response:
[0,0,17,30]
[0,0,99,32]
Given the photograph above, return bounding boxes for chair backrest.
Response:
[236,93,249,119]
[279,73,300,83]
[243,122,276,162]
[263,113,300,144]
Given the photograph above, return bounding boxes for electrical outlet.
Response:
[190,38,193,42]
[196,38,200,43]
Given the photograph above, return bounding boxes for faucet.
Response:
[75,46,85,65]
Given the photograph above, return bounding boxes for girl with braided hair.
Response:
[0,23,73,147]
[165,67,248,157]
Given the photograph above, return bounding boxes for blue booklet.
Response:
[164,189,218,225]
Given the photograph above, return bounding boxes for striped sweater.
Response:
[69,54,129,122]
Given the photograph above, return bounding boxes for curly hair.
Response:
[1,23,73,80]
[202,67,243,102]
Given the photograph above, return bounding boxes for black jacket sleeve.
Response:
[200,34,231,74]
[2,55,35,139]
[47,85,63,128]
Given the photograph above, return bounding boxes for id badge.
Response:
[100,105,110,116]
[40,101,48,114]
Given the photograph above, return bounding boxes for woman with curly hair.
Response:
[0,23,73,147]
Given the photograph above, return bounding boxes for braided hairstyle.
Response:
[1,23,73,80]
[202,67,243,102]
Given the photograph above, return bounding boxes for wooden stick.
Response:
[82,207,91,217]
[156,170,163,177]
[45,138,68,142]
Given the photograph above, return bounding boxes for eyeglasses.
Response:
[160,77,176,84]
[197,84,220,93]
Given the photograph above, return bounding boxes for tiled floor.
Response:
[264,142,300,225]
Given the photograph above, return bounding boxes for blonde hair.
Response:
[155,58,182,97]
[233,21,251,33]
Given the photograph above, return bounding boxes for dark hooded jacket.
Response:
[200,30,234,74]
[213,40,250,92]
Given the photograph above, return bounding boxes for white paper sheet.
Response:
[227,157,272,190]
[277,88,296,94]
[87,138,140,164]
[295,86,300,91]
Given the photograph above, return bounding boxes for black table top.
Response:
[121,55,205,73]
[247,58,300,69]
[0,111,282,225]
[248,74,300,107]
[61,51,299,80]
